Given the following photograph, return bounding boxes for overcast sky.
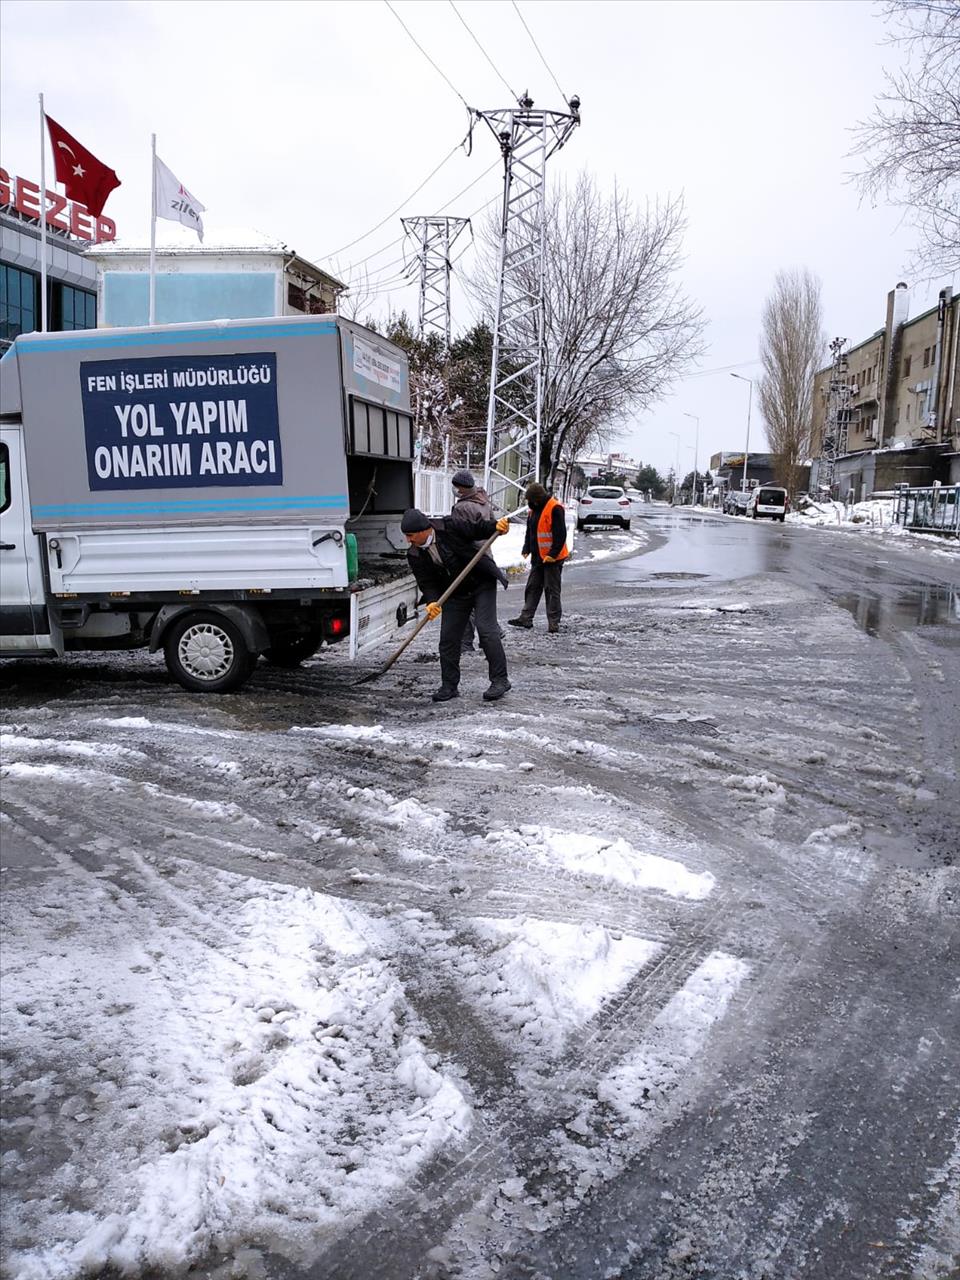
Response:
[1,0,955,477]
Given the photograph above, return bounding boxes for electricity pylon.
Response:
[401,216,470,343]
[819,337,854,494]
[478,93,580,512]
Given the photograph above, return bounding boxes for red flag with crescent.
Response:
[45,114,120,217]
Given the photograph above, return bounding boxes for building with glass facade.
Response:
[1,203,99,351]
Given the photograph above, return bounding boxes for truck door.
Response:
[0,427,59,654]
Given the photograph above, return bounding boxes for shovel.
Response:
[356,529,504,685]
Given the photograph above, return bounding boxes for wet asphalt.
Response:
[2,505,959,1280]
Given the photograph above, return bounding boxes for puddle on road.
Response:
[647,572,709,581]
[835,585,960,638]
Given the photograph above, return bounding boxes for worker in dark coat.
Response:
[401,507,511,702]
[507,482,569,634]
[448,469,508,654]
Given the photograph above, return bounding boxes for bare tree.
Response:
[469,173,704,486]
[758,269,825,497]
[855,0,960,274]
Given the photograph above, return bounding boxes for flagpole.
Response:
[39,92,48,333]
[149,133,157,325]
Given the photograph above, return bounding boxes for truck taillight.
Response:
[327,616,345,637]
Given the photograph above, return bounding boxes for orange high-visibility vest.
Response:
[536,497,569,561]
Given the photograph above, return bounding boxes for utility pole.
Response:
[401,216,470,343]
[820,337,854,495]
[479,93,581,513]
[730,373,753,491]
[683,412,700,505]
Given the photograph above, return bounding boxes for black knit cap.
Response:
[401,508,432,534]
[525,482,549,508]
[452,469,476,489]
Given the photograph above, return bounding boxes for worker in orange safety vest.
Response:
[507,482,569,634]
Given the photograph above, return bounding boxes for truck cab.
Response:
[0,411,62,655]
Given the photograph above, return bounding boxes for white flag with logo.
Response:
[154,155,205,242]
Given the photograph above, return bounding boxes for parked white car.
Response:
[576,485,633,531]
[747,485,789,522]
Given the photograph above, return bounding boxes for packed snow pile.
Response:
[483,825,715,899]
[789,497,899,529]
[1,856,471,1278]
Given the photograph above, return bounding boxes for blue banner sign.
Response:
[79,352,282,491]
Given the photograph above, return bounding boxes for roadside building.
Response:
[1,164,115,351]
[86,231,344,328]
[811,282,960,496]
[709,451,780,491]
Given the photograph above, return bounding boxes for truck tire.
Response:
[265,630,323,668]
[163,610,256,693]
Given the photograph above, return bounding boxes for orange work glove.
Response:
[495,517,509,535]
[425,601,442,621]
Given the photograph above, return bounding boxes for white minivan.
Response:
[747,485,788,522]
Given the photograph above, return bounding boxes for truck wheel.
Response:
[163,611,256,693]
[265,630,323,668]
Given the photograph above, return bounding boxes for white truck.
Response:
[0,315,420,692]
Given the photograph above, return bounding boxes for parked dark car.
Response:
[723,490,751,516]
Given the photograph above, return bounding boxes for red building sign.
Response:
[0,168,117,243]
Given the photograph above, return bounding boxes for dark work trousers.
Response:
[439,584,508,690]
[519,559,563,626]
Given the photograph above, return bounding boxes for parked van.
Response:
[747,485,788,522]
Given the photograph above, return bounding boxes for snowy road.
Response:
[1,508,958,1279]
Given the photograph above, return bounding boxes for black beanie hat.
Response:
[452,469,476,489]
[525,482,549,508]
[401,508,432,534]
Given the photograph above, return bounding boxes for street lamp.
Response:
[668,430,681,504]
[730,373,753,491]
[683,412,700,505]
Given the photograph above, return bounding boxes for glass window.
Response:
[368,405,386,454]
[1,265,39,344]
[903,356,912,378]
[55,284,97,332]
[352,401,368,452]
[0,443,9,514]
[398,413,413,457]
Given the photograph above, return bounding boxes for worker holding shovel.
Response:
[401,507,511,703]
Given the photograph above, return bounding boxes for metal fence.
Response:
[894,484,960,537]
[414,467,453,516]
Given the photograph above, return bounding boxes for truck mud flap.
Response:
[349,577,419,660]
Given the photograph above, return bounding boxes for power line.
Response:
[318,142,463,262]
[332,158,501,277]
[448,0,518,101]
[687,358,762,379]
[510,0,566,100]
[383,0,471,108]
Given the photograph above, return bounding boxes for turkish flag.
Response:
[45,114,120,217]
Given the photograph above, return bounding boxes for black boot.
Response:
[431,686,459,702]
[507,618,533,629]
[482,678,511,702]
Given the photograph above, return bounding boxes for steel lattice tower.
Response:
[401,216,470,343]
[479,94,580,512]
[819,337,854,494]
